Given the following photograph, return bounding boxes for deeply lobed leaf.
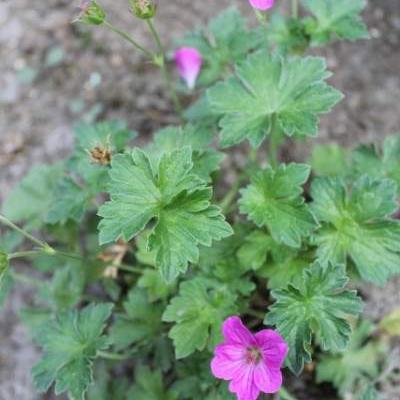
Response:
[32,303,113,400]
[266,262,363,374]
[98,147,232,281]
[163,278,237,359]
[180,7,261,87]
[110,288,163,350]
[239,163,316,248]
[2,164,64,229]
[303,0,369,44]
[316,320,386,395]
[207,52,343,148]
[311,175,400,285]
[146,124,224,182]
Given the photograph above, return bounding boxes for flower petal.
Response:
[211,344,246,380]
[211,356,242,380]
[255,329,288,368]
[253,362,283,394]
[249,0,275,11]
[229,365,260,400]
[222,316,256,346]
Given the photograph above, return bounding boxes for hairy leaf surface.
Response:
[163,278,237,358]
[98,147,232,281]
[207,53,342,147]
[266,263,363,374]
[32,303,113,400]
[311,176,400,285]
[303,0,369,44]
[180,7,261,86]
[240,164,316,247]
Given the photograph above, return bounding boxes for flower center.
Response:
[245,346,262,365]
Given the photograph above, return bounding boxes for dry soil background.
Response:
[0,0,400,399]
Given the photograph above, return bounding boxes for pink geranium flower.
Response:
[211,316,288,400]
[249,0,275,10]
[174,47,203,90]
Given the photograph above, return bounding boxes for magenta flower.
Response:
[211,316,288,400]
[249,0,275,10]
[174,47,203,90]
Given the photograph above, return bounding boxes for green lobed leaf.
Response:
[46,177,91,224]
[110,288,163,350]
[351,134,400,193]
[163,278,238,359]
[198,225,256,296]
[127,366,177,400]
[98,147,232,281]
[87,363,129,400]
[237,229,309,290]
[240,163,316,248]
[266,14,311,55]
[173,354,233,399]
[303,0,369,44]
[316,320,386,395]
[207,52,343,148]
[19,308,52,339]
[237,230,272,270]
[2,164,64,229]
[180,7,261,87]
[310,143,349,177]
[44,120,137,226]
[266,262,363,374]
[38,264,85,311]
[184,95,219,125]
[137,269,175,302]
[357,386,382,400]
[260,252,310,290]
[73,120,137,153]
[198,223,250,269]
[311,175,400,285]
[146,125,224,182]
[32,303,113,400]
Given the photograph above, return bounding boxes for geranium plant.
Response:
[1,0,398,399]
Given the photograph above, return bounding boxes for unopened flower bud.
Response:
[130,0,158,20]
[74,0,106,25]
[174,47,203,90]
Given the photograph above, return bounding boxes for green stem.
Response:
[292,0,299,19]
[279,387,299,400]
[55,250,85,261]
[97,350,130,361]
[118,264,144,274]
[268,114,281,169]
[0,214,48,250]
[104,21,154,59]
[0,215,84,262]
[146,19,183,115]
[8,251,42,260]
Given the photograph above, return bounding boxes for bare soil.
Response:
[0,0,399,399]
